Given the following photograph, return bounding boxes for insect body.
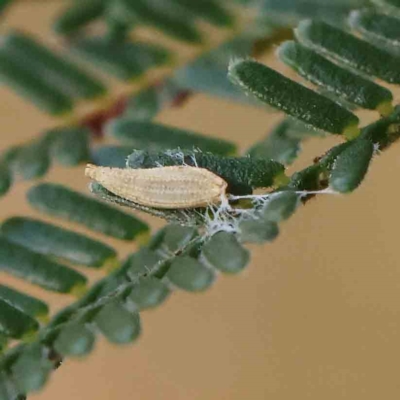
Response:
[85,164,228,209]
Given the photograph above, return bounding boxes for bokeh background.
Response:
[1,1,400,399]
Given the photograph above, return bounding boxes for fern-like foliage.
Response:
[0,0,399,399]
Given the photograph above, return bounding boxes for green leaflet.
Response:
[0,374,7,400]
[370,0,400,18]
[359,106,400,150]
[0,300,39,340]
[106,119,237,155]
[349,10,400,55]
[159,224,198,255]
[168,0,234,27]
[9,138,50,180]
[105,15,130,42]
[0,48,73,115]
[126,248,166,281]
[0,371,21,400]
[278,41,393,113]
[127,149,286,195]
[228,59,360,138]
[262,191,300,222]
[91,145,134,168]
[166,256,215,292]
[46,281,108,330]
[89,182,203,226]
[53,0,106,35]
[49,126,90,166]
[124,79,182,120]
[191,35,253,68]
[0,148,16,197]
[53,323,95,357]
[0,237,87,294]
[27,183,149,241]
[288,164,323,191]
[295,20,400,84]
[127,277,170,310]
[260,0,367,22]
[0,334,7,353]
[72,38,170,81]
[0,284,48,320]
[95,302,141,344]
[329,138,374,193]
[1,217,117,268]
[247,118,311,165]
[318,141,353,171]
[11,343,52,394]
[0,161,11,198]
[3,31,105,99]
[201,232,249,273]
[113,0,203,44]
[0,0,12,15]
[173,64,263,107]
[239,220,279,244]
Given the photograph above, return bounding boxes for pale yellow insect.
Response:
[85,164,228,209]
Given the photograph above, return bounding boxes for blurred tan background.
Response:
[1,1,400,400]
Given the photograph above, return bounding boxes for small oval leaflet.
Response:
[85,164,228,209]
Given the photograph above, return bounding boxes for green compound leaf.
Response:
[106,119,237,155]
[277,41,393,113]
[0,48,73,116]
[1,217,117,268]
[0,300,39,340]
[127,277,170,311]
[27,183,149,241]
[349,10,400,56]
[95,302,141,344]
[72,38,170,81]
[201,232,249,274]
[239,220,279,244]
[295,20,400,84]
[262,191,300,222]
[49,126,90,166]
[127,149,286,195]
[11,343,52,394]
[113,0,203,44]
[53,0,105,35]
[228,58,360,138]
[329,138,374,193]
[0,237,87,294]
[166,256,215,292]
[0,284,48,320]
[3,31,106,99]
[53,323,95,357]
